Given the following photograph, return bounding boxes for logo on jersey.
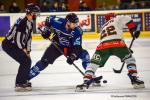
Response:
[74,37,81,45]
[60,37,70,46]
[91,54,101,62]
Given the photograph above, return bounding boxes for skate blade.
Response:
[15,87,32,92]
[75,86,86,92]
[92,83,101,87]
[133,84,145,89]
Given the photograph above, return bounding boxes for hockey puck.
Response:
[103,80,107,83]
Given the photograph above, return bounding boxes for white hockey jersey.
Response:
[100,15,132,43]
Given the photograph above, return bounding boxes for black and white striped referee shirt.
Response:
[6,17,33,52]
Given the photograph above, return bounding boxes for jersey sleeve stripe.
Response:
[16,32,23,49]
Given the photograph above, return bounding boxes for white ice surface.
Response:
[0,38,150,100]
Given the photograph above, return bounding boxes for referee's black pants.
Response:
[2,39,31,85]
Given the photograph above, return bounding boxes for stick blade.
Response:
[113,68,121,73]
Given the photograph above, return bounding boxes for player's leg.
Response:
[2,39,32,91]
[15,55,32,91]
[115,47,145,89]
[125,56,145,88]
[83,49,110,87]
[28,44,62,80]
[78,49,90,70]
[79,49,103,86]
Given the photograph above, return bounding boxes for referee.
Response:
[1,3,40,92]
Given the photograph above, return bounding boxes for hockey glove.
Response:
[41,32,50,39]
[67,54,77,65]
[133,31,140,38]
[41,27,51,39]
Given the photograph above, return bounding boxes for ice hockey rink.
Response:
[0,38,150,100]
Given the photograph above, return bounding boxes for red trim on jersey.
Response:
[96,40,126,50]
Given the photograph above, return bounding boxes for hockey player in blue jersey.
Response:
[28,13,91,82]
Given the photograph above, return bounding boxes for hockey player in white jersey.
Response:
[78,13,145,90]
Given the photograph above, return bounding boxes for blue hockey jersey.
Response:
[45,16,83,48]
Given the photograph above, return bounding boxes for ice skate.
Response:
[91,75,102,86]
[15,82,32,92]
[75,83,88,92]
[92,78,101,86]
[76,76,103,92]
[128,73,145,89]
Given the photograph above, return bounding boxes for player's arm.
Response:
[125,17,140,39]
[14,18,27,51]
[25,37,32,57]
[67,28,83,64]
[40,16,55,39]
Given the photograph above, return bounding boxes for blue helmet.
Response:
[66,13,79,23]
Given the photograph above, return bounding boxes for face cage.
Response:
[32,11,40,17]
[30,11,40,20]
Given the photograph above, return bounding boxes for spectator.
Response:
[41,1,49,12]
[118,0,131,9]
[128,0,137,9]
[139,1,148,9]
[49,2,61,12]
[79,1,91,11]
[113,4,120,10]
[107,5,119,10]
[107,5,114,10]
[96,2,108,11]
[60,2,68,12]
[9,1,20,13]
[0,3,6,13]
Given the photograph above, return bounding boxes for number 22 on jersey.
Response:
[101,25,117,39]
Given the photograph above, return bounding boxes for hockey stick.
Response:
[50,41,105,86]
[113,38,135,73]
[38,28,103,85]
[48,38,85,75]
[76,76,103,91]
[38,27,84,75]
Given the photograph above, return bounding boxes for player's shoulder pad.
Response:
[46,16,56,23]
[117,15,132,21]
[53,17,65,25]
[46,16,65,26]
